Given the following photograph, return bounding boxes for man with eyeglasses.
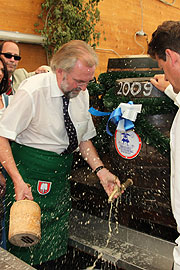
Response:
[0,40,50,95]
[0,40,121,269]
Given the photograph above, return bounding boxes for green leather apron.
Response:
[5,142,73,266]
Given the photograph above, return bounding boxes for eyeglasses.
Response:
[68,73,93,87]
[0,53,21,61]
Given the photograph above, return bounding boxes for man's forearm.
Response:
[0,137,22,183]
[79,140,104,171]
[0,137,33,200]
[79,140,121,198]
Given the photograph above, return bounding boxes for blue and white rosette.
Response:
[89,101,142,159]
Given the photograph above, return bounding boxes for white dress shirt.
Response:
[171,106,180,269]
[164,84,180,269]
[164,84,180,107]
[0,72,96,154]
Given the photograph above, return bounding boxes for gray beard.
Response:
[60,77,81,99]
[64,89,81,99]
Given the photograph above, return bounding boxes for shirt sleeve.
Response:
[0,89,34,140]
[164,84,177,101]
[175,93,180,107]
[164,84,180,107]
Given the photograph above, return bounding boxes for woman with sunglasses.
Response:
[0,56,9,249]
[0,59,13,114]
[0,57,9,94]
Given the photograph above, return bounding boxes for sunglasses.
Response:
[0,53,21,61]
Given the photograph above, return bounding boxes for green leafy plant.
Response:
[35,0,103,60]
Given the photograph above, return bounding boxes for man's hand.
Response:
[97,168,121,199]
[35,66,50,74]
[14,180,33,201]
[150,74,170,92]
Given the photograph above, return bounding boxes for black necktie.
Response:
[62,95,78,154]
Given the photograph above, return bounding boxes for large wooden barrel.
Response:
[110,76,176,231]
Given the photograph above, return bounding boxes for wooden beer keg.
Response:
[8,199,41,247]
[109,76,177,230]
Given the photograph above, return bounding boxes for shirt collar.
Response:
[50,72,64,97]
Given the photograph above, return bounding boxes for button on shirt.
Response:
[0,72,96,154]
